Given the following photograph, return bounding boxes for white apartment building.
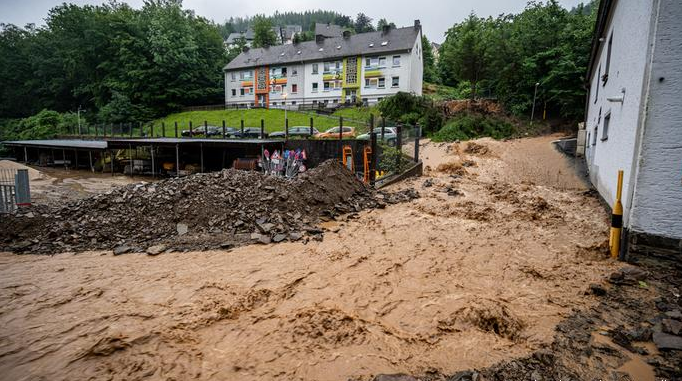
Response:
[584,0,682,256]
[223,21,423,108]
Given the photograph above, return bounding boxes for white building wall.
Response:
[408,30,423,96]
[629,0,682,239]
[585,0,654,223]
[359,52,414,103]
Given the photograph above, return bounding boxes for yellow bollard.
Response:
[609,170,624,259]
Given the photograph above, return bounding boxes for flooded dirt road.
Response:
[0,135,624,380]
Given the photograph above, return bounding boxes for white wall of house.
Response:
[408,31,424,96]
[629,0,682,239]
[585,0,654,224]
[359,52,414,103]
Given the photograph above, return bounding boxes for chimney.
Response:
[414,20,421,30]
[316,34,325,43]
[342,30,351,39]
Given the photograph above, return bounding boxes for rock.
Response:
[448,370,480,381]
[374,375,419,381]
[258,222,275,234]
[113,245,132,255]
[422,178,434,188]
[176,223,188,236]
[662,319,682,335]
[608,267,648,285]
[220,243,233,249]
[258,235,271,244]
[626,326,652,342]
[589,283,607,296]
[289,232,303,241]
[272,234,287,243]
[25,212,35,218]
[146,244,166,256]
[665,310,682,320]
[653,331,682,350]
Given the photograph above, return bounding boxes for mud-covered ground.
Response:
[1,135,678,381]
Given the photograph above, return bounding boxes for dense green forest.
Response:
[435,0,597,119]
[0,0,226,122]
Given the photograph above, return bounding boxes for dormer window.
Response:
[381,41,388,46]
[369,43,374,48]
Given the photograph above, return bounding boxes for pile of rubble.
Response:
[0,160,418,254]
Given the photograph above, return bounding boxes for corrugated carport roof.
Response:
[2,139,108,150]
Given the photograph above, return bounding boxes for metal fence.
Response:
[0,169,31,214]
[0,169,17,214]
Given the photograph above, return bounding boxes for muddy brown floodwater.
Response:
[0,135,623,380]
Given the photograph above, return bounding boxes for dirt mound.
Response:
[0,160,48,181]
[289,307,368,347]
[0,160,419,254]
[441,99,505,117]
[437,161,468,176]
[464,142,491,156]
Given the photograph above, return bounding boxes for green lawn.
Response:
[148,108,373,136]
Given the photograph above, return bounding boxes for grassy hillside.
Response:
[150,108,371,136]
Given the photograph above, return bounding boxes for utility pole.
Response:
[530,82,540,125]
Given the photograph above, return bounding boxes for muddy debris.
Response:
[0,160,419,254]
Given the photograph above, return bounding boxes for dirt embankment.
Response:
[3,135,675,381]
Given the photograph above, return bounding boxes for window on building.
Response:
[312,82,318,92]
[292,68,297,76]
[378,77,385,88]
[240,88,245,96]
[391,76,399,87]
[365,57,371,67]
[282,67,287,77]
[231,72,236,81]
[378,57,386,67]
[603,32,613,85]
[292,101,297,105]
[323,62,330,73]
[239,72,245,80]
[392,55,401,66]
[231,89,236,97]
[602,112,610,141]
[365,78,379,88]
[312,63,318,74]
[292,84,298,93]
[313,100,318,104]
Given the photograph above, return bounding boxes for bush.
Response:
[377,92,444,135]
[377,144,411,174]
[431,114,515,142]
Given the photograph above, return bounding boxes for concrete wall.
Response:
[585,0,654,224]
[629,0,682,240]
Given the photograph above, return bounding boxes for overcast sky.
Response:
[0,0,586,42]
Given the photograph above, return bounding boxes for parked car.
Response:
[268,126,320,138]
[356,127,398,146]
[181,125,223,137]
[230,127,264,139]
[317,126,356,139]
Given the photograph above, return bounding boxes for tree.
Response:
[251,15,278,48]
[376,18,396,30]
[354,13,374,34]
[422,35,438,83]
[438,13,491,99]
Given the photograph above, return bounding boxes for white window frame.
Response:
[601,112,610,141]
[391,76,399,88]
[392,55,401,66]
[378,77,386,89]
[312,63,319,74]
[312,82,318,92]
